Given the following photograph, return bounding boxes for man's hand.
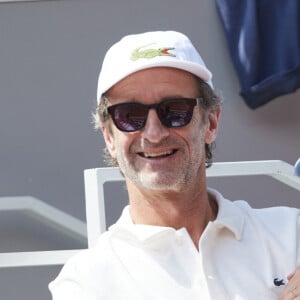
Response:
[280,267,300,299]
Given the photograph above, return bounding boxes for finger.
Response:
[281,286,300,300]
[288,273,295,281]
[284,290,296,300]
[284,287,300,300]
[289,267,300,281]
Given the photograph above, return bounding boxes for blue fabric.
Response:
[216,0,300,109]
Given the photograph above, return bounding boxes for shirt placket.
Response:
[199,222,230,300]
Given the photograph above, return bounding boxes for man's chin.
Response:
[136,172,183,191]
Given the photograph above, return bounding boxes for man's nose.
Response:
[140,109,170,142]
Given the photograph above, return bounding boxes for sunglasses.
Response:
[105,97,203,132]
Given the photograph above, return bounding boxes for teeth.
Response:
[143,150,174,158]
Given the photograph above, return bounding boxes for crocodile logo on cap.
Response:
[131,44,175,61]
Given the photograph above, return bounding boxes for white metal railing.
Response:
[0,196,86,268]
[84,160,300,248]
[0,159,299,267]
[0,196,86,243]
[0,250,81,268]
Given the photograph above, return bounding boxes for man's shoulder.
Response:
[49,231,125,296]
[231,199,300,241]
[213,188,298,221]
[233,199,300,221]
[214,188,299,237]
[63,231,115,272]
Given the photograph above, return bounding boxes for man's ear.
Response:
[101,125,116,158]
[205,106,222,144]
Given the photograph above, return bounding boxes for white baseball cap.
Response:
[97,31,213,103]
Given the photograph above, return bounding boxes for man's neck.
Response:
[126,179,218,249]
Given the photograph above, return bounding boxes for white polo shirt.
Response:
[49,189,300,300]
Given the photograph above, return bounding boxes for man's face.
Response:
[101,67,220,191]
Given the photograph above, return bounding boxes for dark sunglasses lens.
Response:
[158,99,194,128]
[112,103,147,132]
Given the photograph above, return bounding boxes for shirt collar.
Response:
[109,188,245,242]
[208,188,245,240]
[109,206,177,242]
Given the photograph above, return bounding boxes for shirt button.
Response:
[197,278,206,287]
[195,278,206,288]
[175,233,183,245]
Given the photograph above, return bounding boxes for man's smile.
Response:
[138,149,177,159]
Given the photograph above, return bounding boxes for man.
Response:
[49,31,300,299]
